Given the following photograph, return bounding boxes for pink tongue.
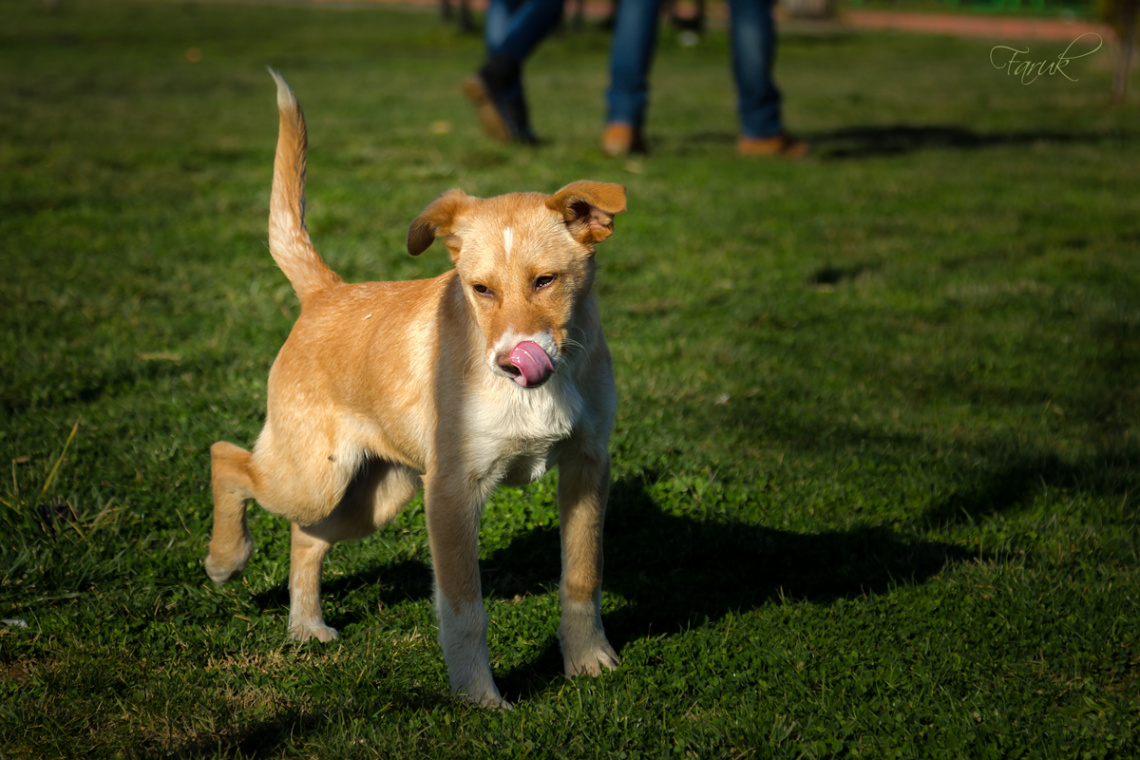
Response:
[509,341,554,387]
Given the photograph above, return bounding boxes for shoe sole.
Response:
[462,76,512,144]
[737,136,810,159]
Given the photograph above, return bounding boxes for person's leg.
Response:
[605,0,662,130]
[467,0,563,144]
[488,0,564,63]
[727,0,807,156]
[602,0,660,154]
[483,0,520,50]
[726,0,782,139]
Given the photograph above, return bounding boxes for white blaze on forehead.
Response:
[503,227,514,261]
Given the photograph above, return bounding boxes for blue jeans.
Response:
[606,0,784,138]
[484,0,564,64]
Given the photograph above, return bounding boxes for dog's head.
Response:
[407,181,626,388]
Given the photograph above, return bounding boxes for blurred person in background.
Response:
[602,0,808,158]
[463,0,564,144]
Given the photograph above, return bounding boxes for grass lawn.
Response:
[2,0,1138,757]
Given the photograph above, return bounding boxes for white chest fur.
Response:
[463,371,585,487]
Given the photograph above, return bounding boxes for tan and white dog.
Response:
[204,71,625,707]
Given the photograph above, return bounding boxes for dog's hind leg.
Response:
[205,441,257,584]
[286,461,421,643]
[556,448,620,677]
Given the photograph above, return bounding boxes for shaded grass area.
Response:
[2,1,1138,757]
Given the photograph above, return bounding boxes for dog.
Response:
[204,70,626,707]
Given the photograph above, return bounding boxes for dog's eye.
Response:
[535,274,556,290]
[472,284,492,298]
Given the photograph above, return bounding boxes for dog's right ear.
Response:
[407,189,469,257]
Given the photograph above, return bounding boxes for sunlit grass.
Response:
[1,1,1138,757]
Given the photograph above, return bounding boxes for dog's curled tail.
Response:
[267,68,343,303]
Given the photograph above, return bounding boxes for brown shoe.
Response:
[601,122,647,157]
[737,133,810,159]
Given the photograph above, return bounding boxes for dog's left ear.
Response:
[407,189,469,257]
[546,181,627,249]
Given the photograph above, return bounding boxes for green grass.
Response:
[2,0,1138,757]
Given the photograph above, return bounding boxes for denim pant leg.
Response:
[606,0,662,127]
[487,0,565,63]
[727,0,783,138]
[483,0,519,51]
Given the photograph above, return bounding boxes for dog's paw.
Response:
[204,538,253,585]
[458,689,513,710]
[454,681,511,710]
[559,601,620,677]
[562,638,621,677]
[288,622,339,643]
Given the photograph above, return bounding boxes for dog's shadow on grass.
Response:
[252,556,435,630]
[487,475,977,701]
[249,471,974,703]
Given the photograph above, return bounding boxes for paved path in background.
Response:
[842,8,1110,41]
[308,0,1114,42]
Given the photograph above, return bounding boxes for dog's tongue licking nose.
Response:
[508,341,554,387]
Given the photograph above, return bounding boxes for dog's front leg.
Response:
[557,449,620,676]
[423,474,505,708]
